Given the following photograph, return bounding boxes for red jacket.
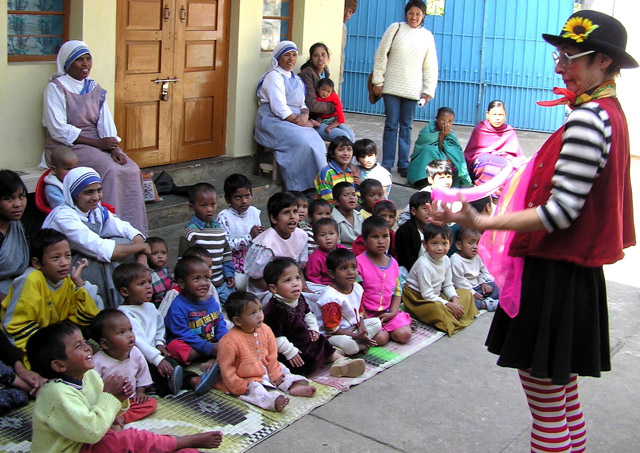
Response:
[509,98,635,267]
[316,92,346,123]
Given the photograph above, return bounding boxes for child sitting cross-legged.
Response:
[315,249,383,355]
[43,145,78,210]
[356,216,413,346]
[90,309,157,424]
[245,192,309,293]
[1,228,102,364]
[331,182,363,250]
[402,224,478,336]
[263,258,365,377]
[314,137,359,205]
[305,217,346,286]
[164,256,227,394]
[179,182,235,304]
[304,198,333,255]
[114,263,203,397]
[215,291,316,412]
[358,178,385,219]
[27,321,223,453]
[146,237,173,307]
[450,227,499,311]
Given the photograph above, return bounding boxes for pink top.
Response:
[92,346,152,394]
[356,252,401,313]
[306,244,347,285]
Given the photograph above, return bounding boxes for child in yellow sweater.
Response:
[27,321,223,453]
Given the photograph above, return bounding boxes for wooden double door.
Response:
[115,0,229,167]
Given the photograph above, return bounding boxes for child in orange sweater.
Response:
[214,291,315,412]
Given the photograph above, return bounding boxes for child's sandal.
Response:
[195,363,220,396]
[330,357,366,378]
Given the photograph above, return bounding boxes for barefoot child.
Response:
[215,291,316,412]
[217,174,264,273]
[114,263,203,397]
[402,223,478,336]
[314,137,359,204]
[356,216,413,345]
[263,258,365,376]
[450,227,499,311]
[305,218,346,285]
[163,257,227,393]
[315,249,383,355]
[43,145,78,210]
[2,228,102,363]
[331,182,363,249]
[146,237,173,306]
[90,309,157,423]
[27,321,223,452]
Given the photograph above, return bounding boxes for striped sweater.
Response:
[178,216,234,287]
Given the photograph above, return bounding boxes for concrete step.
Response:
[146,174,281,231]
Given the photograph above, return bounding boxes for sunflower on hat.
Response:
[561,16,599,43]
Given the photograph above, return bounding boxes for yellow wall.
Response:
[1,0,344,169]
[0,0,116,169]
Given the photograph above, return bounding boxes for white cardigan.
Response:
[372,22,438,100]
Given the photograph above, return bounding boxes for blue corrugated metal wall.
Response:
[342,0,574,132]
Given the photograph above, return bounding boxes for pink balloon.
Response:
[431,163,519,203]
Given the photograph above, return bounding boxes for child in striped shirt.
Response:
[314,136,360,204]
[179,183,235,304]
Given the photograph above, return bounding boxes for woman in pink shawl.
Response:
[464,100,525,187]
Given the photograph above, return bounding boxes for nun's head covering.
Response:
[51,40,91,80]
[271,40,298,69]
[63,166,102,209]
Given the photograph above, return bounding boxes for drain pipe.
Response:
[476,0,488,122]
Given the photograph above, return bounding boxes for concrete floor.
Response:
[148,112,640,453]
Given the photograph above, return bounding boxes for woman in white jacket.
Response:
[371,0,438,178]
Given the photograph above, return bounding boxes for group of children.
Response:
[0,133,501,451]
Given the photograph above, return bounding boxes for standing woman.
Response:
[42,41,148,235]
[430,11,636,452]
[299,43,355,142]
[371,0,438,177]
[255,41,328,193]
[464,100,525,187]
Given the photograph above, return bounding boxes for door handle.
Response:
[180,6,187,21]
[152,78,180,102]
[164,5,171,21]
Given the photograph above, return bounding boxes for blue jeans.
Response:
[382,94,417,170]
[315,122,356,142]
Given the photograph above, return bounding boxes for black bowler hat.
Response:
[542,10,638,69]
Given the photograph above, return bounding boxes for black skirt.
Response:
[485,256,610,385]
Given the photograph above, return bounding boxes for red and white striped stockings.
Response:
[518,370,586,452]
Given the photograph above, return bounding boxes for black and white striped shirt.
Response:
[538,102,611,232]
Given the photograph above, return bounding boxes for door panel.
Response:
[172,0,227,163]
[116,0,173,167]
[116,0,229,167]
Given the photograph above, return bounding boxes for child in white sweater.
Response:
[450,227,499,311]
